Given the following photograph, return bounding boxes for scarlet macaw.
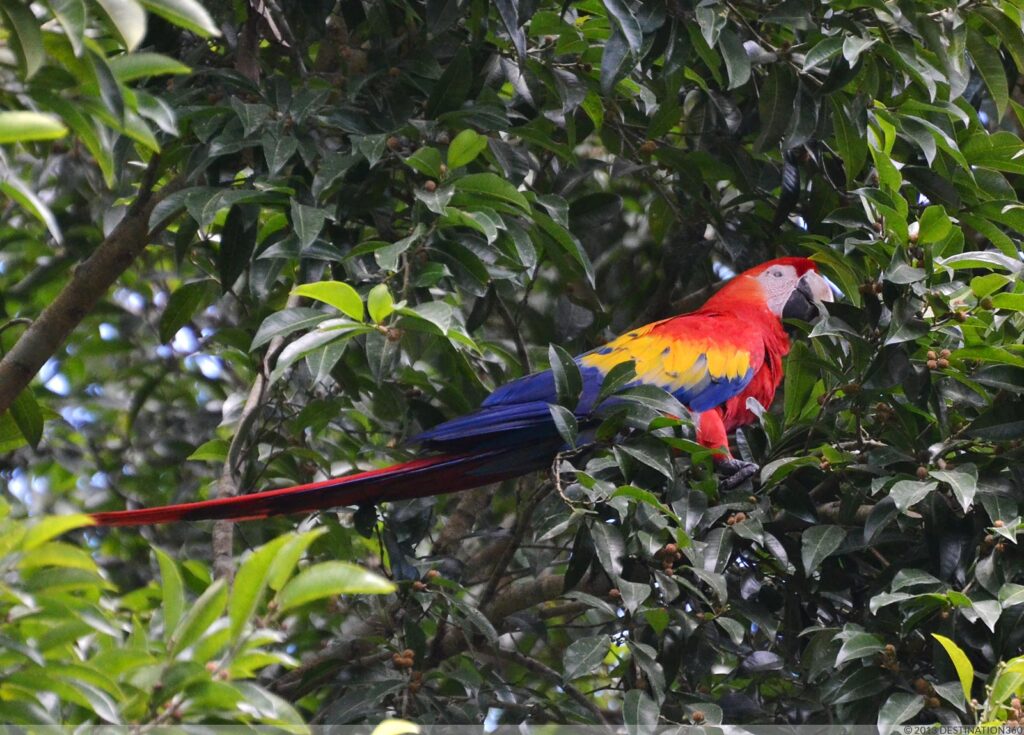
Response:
[91,257,832,526]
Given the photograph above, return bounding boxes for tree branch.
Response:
[0,162,181,416]
[478,481,552,608]
[212,293,301,581]
[433,488,492,556]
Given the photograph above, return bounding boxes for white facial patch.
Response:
[754,264,802,317]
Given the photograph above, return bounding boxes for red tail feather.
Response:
[90,451,519,527]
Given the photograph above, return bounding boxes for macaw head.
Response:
[711,257,834,321]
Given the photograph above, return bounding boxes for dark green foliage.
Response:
[2,0,1024,727]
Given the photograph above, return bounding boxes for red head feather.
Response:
[701,257,821,315]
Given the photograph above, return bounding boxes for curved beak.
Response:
[782,271,833,321]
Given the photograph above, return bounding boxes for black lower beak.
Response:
[782,278,819,321]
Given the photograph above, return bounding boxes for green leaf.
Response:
[889,480,938,512]
[974,6,1024,74]
[991,667,1024,711]
[251,307,330,350]
[877,692,925,735]
[93,0,147,50]
[230,534,302,640]
[290,201,328,249]
[535,212,594,286]
[548,404,578,447]
[187,438,228,462]
[313,152,360,200]
[49,0,86,55]
[154,548,185,643]
[695,4,724,47]
[1000,583,1024,608]
[10,390,42,449]
[932,634,974,706]
[597,360,637,404]
[622,689,659,734]
[158,279,218,343]
[601,26,632,94]
[970,273,1011,298]
[34,91,114,185]
[447,594,499,641]
[293,282,364,321]
[218,203,258,291]
[139,0,219,36]
[0,111,68,143]
[992,292,1024,312]
[548,343,582,408]
[891,568,942,591]
[0,412,27,453]
[931,465,977,513]
[405,146,443,178]
[0,177,62,244]
[425,47,472,117]
[262,133,298,175]
[0,0,44,78]
[107,52,191,81]
[270,325,371,384]
[615,384,686,417]
[168,578,228,655]
[963,132,1024,177]
[276,561,395,612]
[719,28,751,89]
[611,485,683,527]
[783,341,816,427]
[602,0,642,53]
[589,521,625,579]
[756,67,797,152]
[398,300,453,334]
[969,598,1001,632]
[917,205,952,244]
[968,28,1009,120]
[803,36,843,72]
[265,528,327,591]
[716,616,745,644]
[802,524,845,576]
[21,515,94,550]
[447,130,488,169]
[836,632,885,666]
[453,173,530,211]
[563,634,608,681]
[367,284,394,323]
[18,541,97,572]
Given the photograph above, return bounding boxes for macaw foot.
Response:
[718,458,759,490]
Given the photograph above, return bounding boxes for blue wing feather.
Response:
[414,320,761,449]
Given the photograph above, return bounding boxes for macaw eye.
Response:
[772,270,783,277]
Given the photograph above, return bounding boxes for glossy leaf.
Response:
[276,562,395,612]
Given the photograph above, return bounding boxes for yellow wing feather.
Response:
[579,327,752,394]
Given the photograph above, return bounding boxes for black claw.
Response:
[718,459,759,490]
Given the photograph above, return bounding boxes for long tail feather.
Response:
[90,444,556,527]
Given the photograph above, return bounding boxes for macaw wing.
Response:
[413,316,763,448]
[577,316,762,413]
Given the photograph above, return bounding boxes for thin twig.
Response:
[477,481,553,609]
[495,293,531,374]
[476,648,610,724]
